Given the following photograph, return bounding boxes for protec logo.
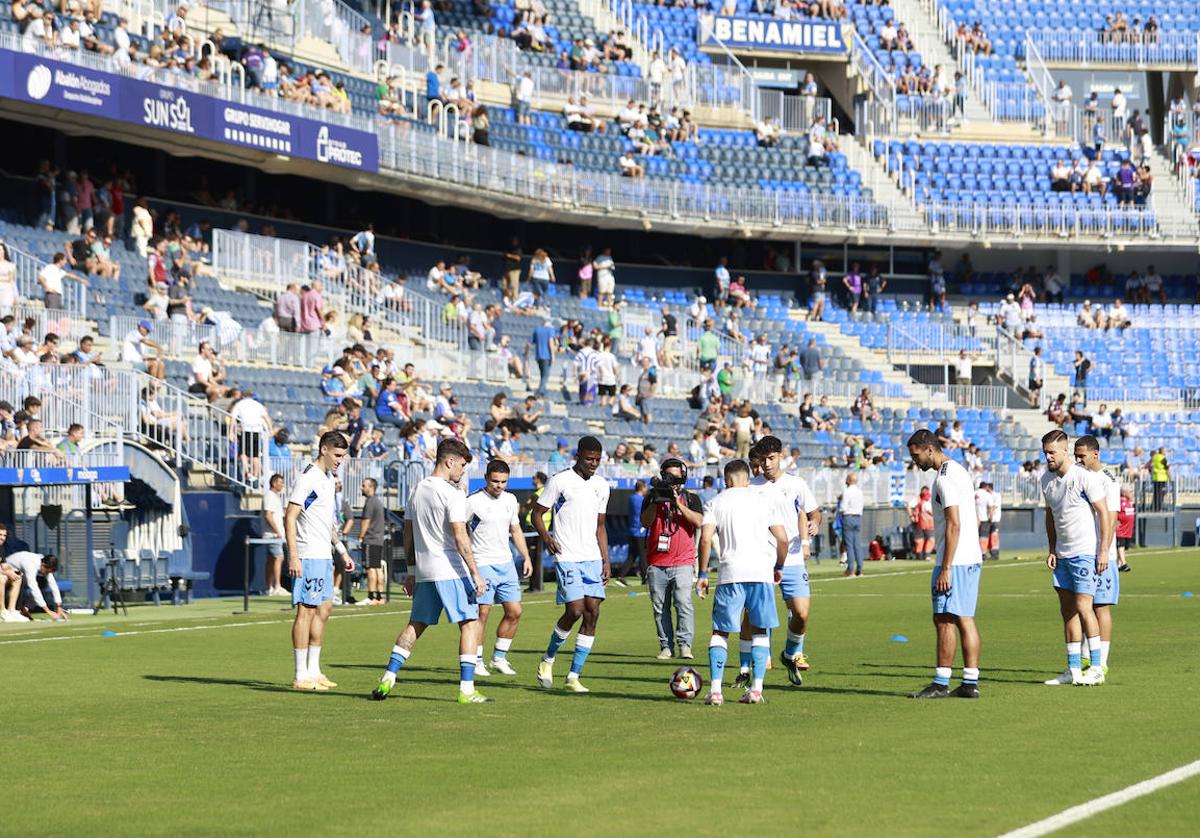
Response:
[315,125,364,168]
[26,64,52,100]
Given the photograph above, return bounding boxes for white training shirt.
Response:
[1040,464,1107,558]
[231,398,270,433]
[121,328,146,363]
[989,490,1001,524]
[930,459,983,567]
[539,467,610,564]
[408,475,470,582]
[467,489,520,568]
[1093,467,1120,563]
[288,463,337,560]
[974,488,990,525]
[191,356,213,387]
[703,485,787,585]
[262,488,285,538]
[750,473,818,566]
[39,264,65,295]
[6,551,60,608]
[841,483,865,516]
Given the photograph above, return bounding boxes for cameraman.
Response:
[640,458,704,660]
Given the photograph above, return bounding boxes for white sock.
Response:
[306,646,322,677]
[1068,641,1082,676]
[494,637,512,658]
[294,648,309,682]
[1086,635,1101,661]
[1100,640,1111,668]
[738,638,751,673]
[476,644,484,661]
[1080,637,1090,657]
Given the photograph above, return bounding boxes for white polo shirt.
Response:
[466,489,520,568]
[751,473,818,566]
[288,463,337,560]
[703,486,787,585]
[408,476,470,582]
[930,459,983,568]
[539,467,610,564]
[1040,464,1108,558]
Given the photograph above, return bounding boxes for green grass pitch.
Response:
[7,549,1198,836]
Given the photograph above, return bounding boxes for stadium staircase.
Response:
[1143,146,1199,240]
[842,140,924,232]
[574,0,651,69]
[800,318,955,411]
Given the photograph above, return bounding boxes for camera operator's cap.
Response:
[660,457,687,472]
[138,319,153,333]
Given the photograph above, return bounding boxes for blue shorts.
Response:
[1052,555,1098,597]
[1094,561,1119,606]
[779,563,811,600]
[412,578,479,625]
[931,563,981,618]
[293,559,333,607]
[555,560,606,604]
[712,582,780,633]
[479,562,522,606]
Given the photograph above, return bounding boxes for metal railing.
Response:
[2,447,126,509]
[7,242,89,318]
[850,26,896,137]
[0,363,252,488]
[376,121,892,231]
[1028,29,1199,67]
[681,317,744,375]
[175,0,377,74]
[921,200,1160,239]
[110,315,338,368]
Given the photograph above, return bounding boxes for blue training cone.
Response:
[100,630,117,636]
[1183,592,1195,598]
[890,634,909,642]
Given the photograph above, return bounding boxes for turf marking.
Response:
[998,759,1200,837]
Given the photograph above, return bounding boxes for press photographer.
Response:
[639,458,704,660]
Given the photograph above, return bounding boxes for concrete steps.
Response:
[802,319,956,410]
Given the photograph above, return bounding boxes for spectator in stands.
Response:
[131,197,154,258]
[121,319,165,379]
[636,358,657,423]
[272,284,300,334]
[619,150,644,178]
[1050,159,1071,192]
[523,248,555,298]
[38,252,75,312]
[299,281,325,334]
[1073,351,1092,399]
[593,248,616,309]
[1144,266,1165,304]
[1108,298,1131,330]
[843,262,864,313]
[756,116,781,148]
[1045,392,1066,427]
[927,252,947,312]
[1067,392,1090,435]
[230,390,272,486]
[807,261,828,321]
[17,418,65,462]
[1090,404,1115,442]
[852,387,881,424]
[614,384,641,422]
[189,340,226,400]
[1114,159,1137,206]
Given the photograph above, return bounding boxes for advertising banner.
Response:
[0,48,378,172]
[698,15,848,55]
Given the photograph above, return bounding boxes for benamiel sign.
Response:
[698,15,848,55]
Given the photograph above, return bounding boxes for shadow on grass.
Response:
[798,684,920,698]
[860,662,1050,676]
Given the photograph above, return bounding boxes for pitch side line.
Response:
[0,595,563,646]
[997,759,1200,837]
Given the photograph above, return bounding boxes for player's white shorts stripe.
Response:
[998,759,1200,838]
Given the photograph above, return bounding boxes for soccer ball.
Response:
[669,666,703,700]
